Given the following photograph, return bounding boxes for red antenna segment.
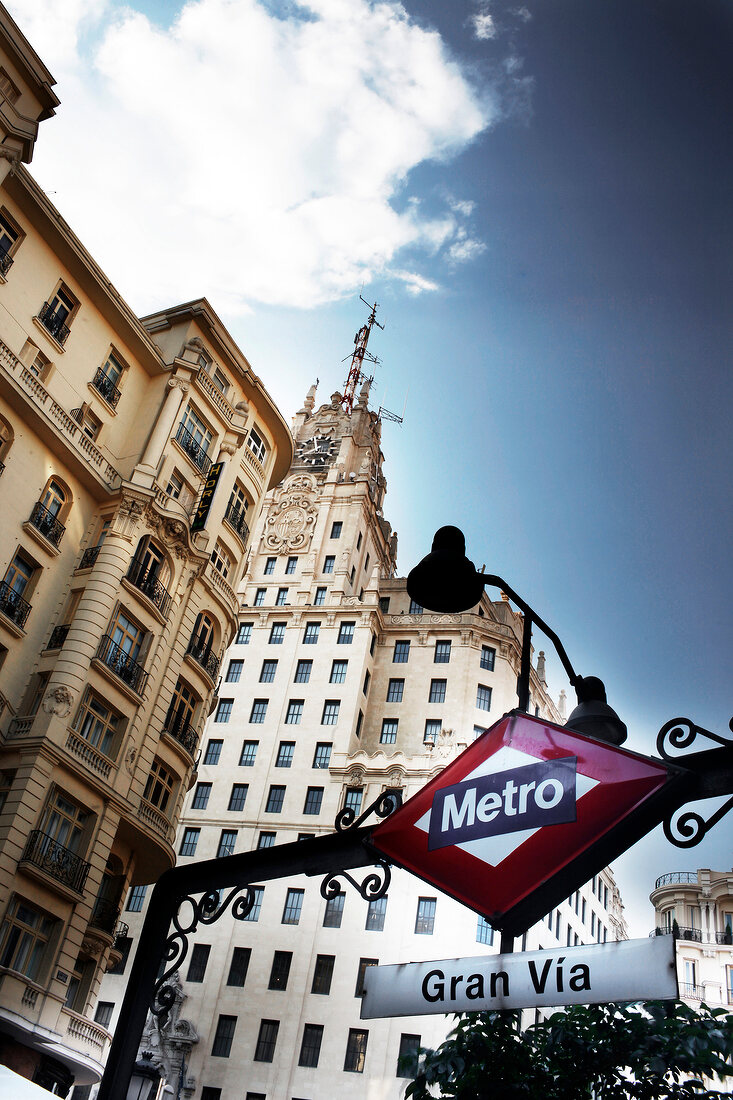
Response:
[342,296,384,415]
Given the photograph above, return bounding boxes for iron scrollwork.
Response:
[657,716,733,848]
[320,790,400,903]
[334,789,402,833]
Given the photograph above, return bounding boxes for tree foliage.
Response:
[404,1002,733,1099]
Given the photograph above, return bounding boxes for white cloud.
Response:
[471,7,497,41]
[8,0,496,311]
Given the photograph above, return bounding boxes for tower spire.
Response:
[342,296,383,415]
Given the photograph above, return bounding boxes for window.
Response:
[276,587,288,606]
[429,679,447,703]
[380,719,398,744]
[143,758,175,814]
[75,405,102,440]
[477,916,494,945]
[258,831,275,848]
[204,739,223,765]
[285,700,303,725]
[94,1002,114,1029]
[357,531,363,549]
[39,283,77,345]
[227,946,251,986]
[355,709,364,738]
[1,549,36,625]
[299,1023,324,1068]
[476,684,492,711]
[364,552,370,573]
[282,888,304,924]
[409,599,423,614]
[217,830,237,857]
[244,887,263,922]
[330,521,343,538]
[0,898,55,980]
[304,787,323,815]
[415,897,436,934]
[178,405,213,466]
[266,786,285,813]
[186,943,211,983]
[356,958,378,996]
[362,670,371,695]
[393,640,410,663]
[424,719,442,744]
[323,555,335,574]
[264,556,276,574]
[0,208,20,272]
[286,556,297,574]
[314,586,326,606]
[366,896,387,931]
[254,1019,279,1062]
[473,724,486,739]
[397,1034,421,1078]
[295,659,312,683]
[254,588,266,606]
[214,698,233,723]
[379,596,390,612]
[260,659,278,682]
[211,1014,237,1057]
[276,742,295,767]
[126,885,147,912]
[226,659,243,682]
[330,659,348,683]
[434,640,451,663]
[349,565,356,585]
[311,954,335,994]
[179,827,200,857]
[239,741,258,766]
[303,621,320,644]
[480,645,496,671]
[236,622,252,644]
[107,936,131,976]
[247,426,267,464]
[228,784,248,812]
[73,689,122,758]
[323,892,345,928]
[313,742,332,769]
[322,700,340,725]
[344,1029,368,1073]
[268,950,292,991]
[386,678,404,703]
[250,699,268,723]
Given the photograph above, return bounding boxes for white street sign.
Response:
[360,936,677,1019]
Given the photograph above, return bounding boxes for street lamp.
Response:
[407,525,627,745]
[125,1053,160,1100]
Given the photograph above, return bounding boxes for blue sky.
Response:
[10,0,732,933]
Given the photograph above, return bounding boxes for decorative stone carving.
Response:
[138,971,199,1099]
[264,475,319,552]
[145,507,191,559]
[388,767,405,786]
[125,745,137,775]
[42,685,74,718]
[348,766,366,784]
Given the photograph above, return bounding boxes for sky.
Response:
[8,0,732,936]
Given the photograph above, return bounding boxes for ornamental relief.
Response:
[264,475,319,552]
[387,614,462,625]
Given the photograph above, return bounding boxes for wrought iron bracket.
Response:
[656,715,733,848]
[316,790,400,902]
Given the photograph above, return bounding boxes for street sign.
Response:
[360,936,678,1018]
[191,461,224,532]
[371,712,676,932]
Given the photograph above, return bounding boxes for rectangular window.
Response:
[363,670,371,695]
[480,645,496,671]
[330,521,343,538]
[295,659,312,683]
[126,885,147,912]
[409,599,423,614]
[275,742,295,767]
[323,892,345,928]
[356,958,378,997]
[258,831,275,848]
[357,531,363,549]
[265,785,285,813]
[429,679,446,703]
[286,556,297,574]
[217,830,237,857]
[323,555,335,574]
[225,659,243,683]
[227,946,251,987]
[73,689,123,759]
[364,552,370,573]
[355,710,364,738]
[477,916,494,945]
[201,1089,222,1100]
[313,742,332,769]
[247,426,267,463]
[424,719,442,744]
[228,784,248,812]
[214,698,233,723]
[415,897,436,935]
[260,659,278,682]
[311,953,335,994]
[254,588,266,606]
[211,1015,237,1058]
[434,640,451,663]
[476,685,492,711]
[322,700,340,725]
[366,896,387,931]
[264,556,276,575]
[338,621,355,644]
[186,943,211,983]
[268,950,293,991]
[254,1019,279,1063]
[344,787,363,816]
[473,724,486,739]
[0,898,55,981]
[386,678,404,702]
[239,741,258,766]
[236,623,252,644]
[379,596,390,612]
[314,586,326,606]
[282,888,304,925]
[94,1001,114,1028]
[330,659,348,684]
[191,781,212,809]
[303,621,320,644]
[244,887,263,922]
[380,719,398,744]
[299,1023,324,1068]
[204,739,223,765]
[276,587,288,606]
[393,640,410,663]
[285,700,303,725]
[303,787,323,815]
[179,827,200,857]
[344,1029,368,1073]
[269,623,285,644]
[397,1034,421,1079]
[250,699,268,723]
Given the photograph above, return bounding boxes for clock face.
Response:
[295,434,336,466]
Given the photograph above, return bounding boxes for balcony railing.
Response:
[0,580,31,628]
[224,501,250,542]
[679,982,703,1000]
[37,301,71,346]
[21,829,90,893]
[79,544,102,570]
[0,250,13,277]
[174,423,212,476]
[185,633,220,681]
[677,926,703,943]
[163,714,198,757]
[28,501,65,547]
[126,556,172,619]
[0,458,4,475]
[89,897,122,936]
[654,872,699,889]
[47,624,70,650]
[715,930,733,945]
[96,635,148,696]
[112,922,129,950]
[90,367,122,408]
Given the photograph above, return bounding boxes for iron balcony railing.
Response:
[96,635,148,696]
[163,713,198,757]
[90,367,122,408]
[676,926,703,943]
[47,624,70,650]
[174,423,212,476]
[89,897,122,936]
[126,556,172,619]
[224,501,250,542]
[37,301,71,345]
[29,501,66,547]
[112,922,129,950]
[79,544,102,570]
[654,871,699,889]
[0,580,31,628]
[185,633,220,681]
[716,930,733,945]
[0,458,4,475]
[0,250,13,277]
[21,829,90,893]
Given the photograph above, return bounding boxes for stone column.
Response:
[135,378,190,486]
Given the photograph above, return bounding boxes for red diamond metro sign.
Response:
[371,712,677,933]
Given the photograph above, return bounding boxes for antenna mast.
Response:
[342,296,383,415]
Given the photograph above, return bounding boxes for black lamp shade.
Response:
[565,676,628,745]
[407,526,486,613]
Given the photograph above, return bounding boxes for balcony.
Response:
[126,556,172,619]
[174,422,212,476]
[37,301,71,346]
[78,544,101,570]
[715,930,733,945]
[0,580,31,628]
[224,500,250,543]
[28,501,65,547]
[654,872,699,889]
[0,250,13,277]
[90,367,122,409]
[47,624,70,650]
[89,897,122,936]
[113,921,129,950]
[679,982,703,1000]
[163,714,198,757]
[96,634,148,696]
[21,829,90,893]
[185,633,220,682]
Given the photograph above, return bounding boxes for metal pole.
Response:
[517,613,532,712]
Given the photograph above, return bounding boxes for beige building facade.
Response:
[0,5,292,1092]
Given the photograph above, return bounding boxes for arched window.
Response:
[193,611,216,653]
[165,678,199,736]
[134,536,168,582]
[41,479,66,517]
[0,416,13,469]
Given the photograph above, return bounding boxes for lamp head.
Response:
[407,526,486,613]
[565,676,627,745]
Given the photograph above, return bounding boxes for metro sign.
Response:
[371,712,681,933]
